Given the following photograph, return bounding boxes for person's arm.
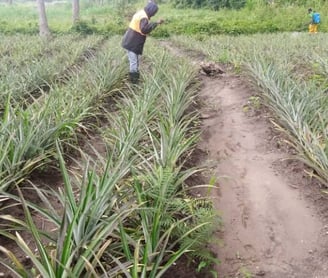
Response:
[309,13,314,24]
[140,18,164,34]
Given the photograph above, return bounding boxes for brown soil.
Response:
[160,41,328,278]
[198,72,328,278]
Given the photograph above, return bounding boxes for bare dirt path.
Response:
[200,74,328,278]
[161,41,328,278]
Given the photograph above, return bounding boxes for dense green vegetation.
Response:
[0,0,327,35]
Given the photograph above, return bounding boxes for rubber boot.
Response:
[129,72,140,84]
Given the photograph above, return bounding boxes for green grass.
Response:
[1,1,328,35]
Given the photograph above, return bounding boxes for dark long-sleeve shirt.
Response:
[122,3,159,55]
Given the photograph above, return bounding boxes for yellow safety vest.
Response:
[129,10,148,36]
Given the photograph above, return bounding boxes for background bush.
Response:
[0,0,327,35]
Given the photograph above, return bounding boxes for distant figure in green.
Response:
[308,8,320,33]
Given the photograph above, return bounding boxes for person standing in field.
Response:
[308,8,320,33]
[122,1,164,84]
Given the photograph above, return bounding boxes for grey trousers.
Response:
[127,51,140,73]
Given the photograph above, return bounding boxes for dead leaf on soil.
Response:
[200,62,225,76]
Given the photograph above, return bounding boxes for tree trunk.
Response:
[36,0,50,37]
[72,0,80,23]
[7,0,13,5]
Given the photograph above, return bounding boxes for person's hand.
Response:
[157,19,164,24]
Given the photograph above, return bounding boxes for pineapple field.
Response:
[0,1,328,277]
